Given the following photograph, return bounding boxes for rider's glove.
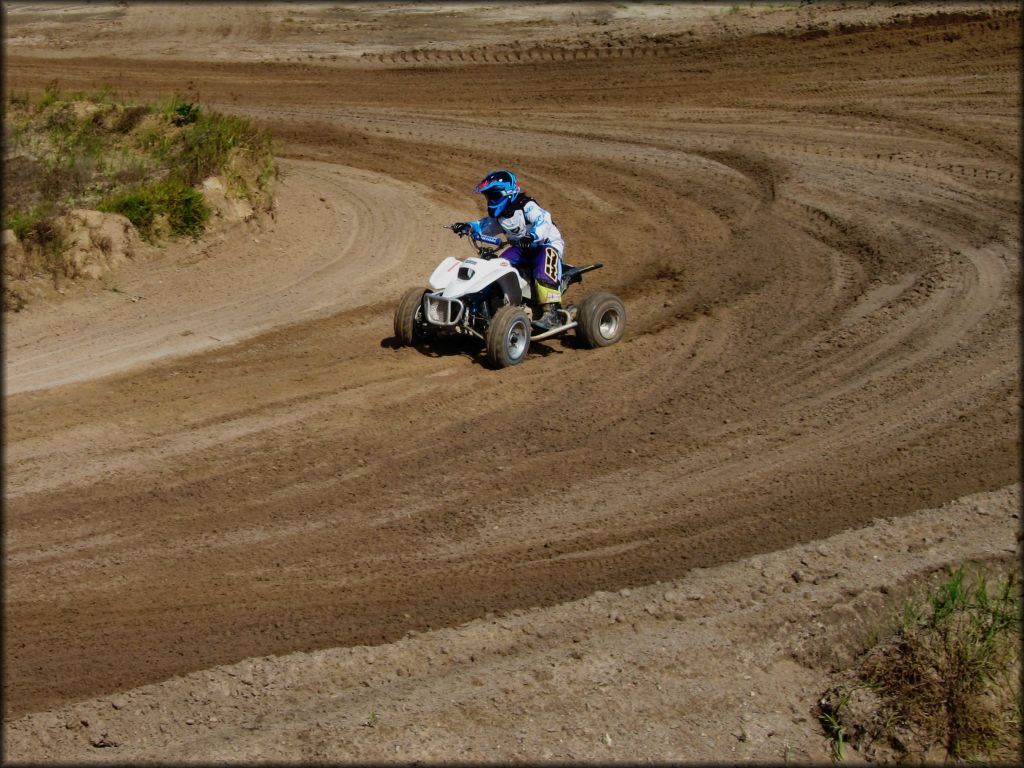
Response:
[510,237,532,249]
[451,222,471,236]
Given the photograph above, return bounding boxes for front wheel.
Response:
[484,305,531,368]
[394,287,434,346]
[576,292,626,348]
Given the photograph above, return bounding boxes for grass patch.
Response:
[819,563,1020,763]
[99,179,209,239]
[177,109,271,187]
[3,203,65,290]
[878,565,1020,758]
[4,87,274,240]
[4,204,54,242]
[3,86,276,309]
[3,86,274,242]
[36,79,62,111]
[165,94,200,126]
[818,694,848,762]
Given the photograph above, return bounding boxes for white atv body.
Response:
[423,255,532,327]
[394,234,626,368]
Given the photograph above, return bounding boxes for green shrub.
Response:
[44,107,74,134]
[884,566,1021,759]
[3,207,47,241]
[99,188,157,233]
[2,206,64,282]
[822,563,1021,762]
[160,180,209,237]
[36,80,61,111]
[99,179,209,239]
[176,111,269,186]
[8,86,269,253]
[165,95,200,126]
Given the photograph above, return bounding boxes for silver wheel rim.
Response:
[598,307,621,339]
[507,318,529,359]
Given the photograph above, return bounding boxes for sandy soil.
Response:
[4,487,1019,763]
[3,2,1021,762]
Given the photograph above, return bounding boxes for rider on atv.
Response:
[451,170,565,331]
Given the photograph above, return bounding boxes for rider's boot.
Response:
[532,302,561,331]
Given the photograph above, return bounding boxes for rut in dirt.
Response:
[3,9,1020,717]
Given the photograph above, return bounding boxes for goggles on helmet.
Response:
[476,170,519,216]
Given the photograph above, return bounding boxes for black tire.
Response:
[484,305,531,368]
[394,287,433,345]
[576,292,626,348]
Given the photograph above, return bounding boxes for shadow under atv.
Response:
[381,332,582,367]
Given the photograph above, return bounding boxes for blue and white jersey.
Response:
[470,195,564,255]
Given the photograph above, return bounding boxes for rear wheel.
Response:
[485,306,531,368]
[394,287,433,345]
[577,292,626,348]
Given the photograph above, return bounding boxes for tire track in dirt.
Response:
[4,160,460,395]
[3,8,1019,718]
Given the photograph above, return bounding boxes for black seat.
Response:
[561,263,603,291]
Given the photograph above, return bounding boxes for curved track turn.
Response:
[4,8,1019,718]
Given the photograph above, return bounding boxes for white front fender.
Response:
[428,257,460,291]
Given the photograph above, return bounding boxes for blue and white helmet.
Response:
[475,170,519,217]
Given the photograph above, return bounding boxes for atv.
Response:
[393,226,626,368]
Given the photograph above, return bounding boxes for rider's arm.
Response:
[523,201,559,245]
[469,216,503,241]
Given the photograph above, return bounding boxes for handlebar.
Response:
[445,224,510,260]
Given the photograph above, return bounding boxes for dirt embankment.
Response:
[3,2,1020,762]
[3,93,275,311]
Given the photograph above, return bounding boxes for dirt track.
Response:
[3,2,1021,758]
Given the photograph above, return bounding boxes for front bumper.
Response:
[422,293,464,326]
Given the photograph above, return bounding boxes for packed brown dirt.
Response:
[3,2,1021,762]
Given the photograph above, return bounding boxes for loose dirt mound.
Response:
[4,210,144,310]
[3,90,276,310]
[51,209,140,278]
[3,2,1020,762]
